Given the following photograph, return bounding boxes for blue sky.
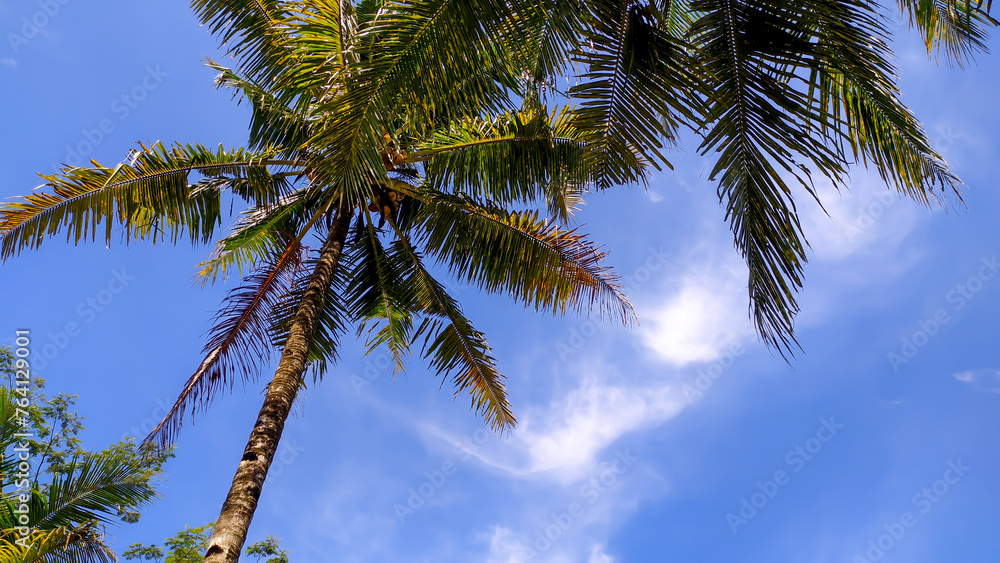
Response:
[2,2,999,562]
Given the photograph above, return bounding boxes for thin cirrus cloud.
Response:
[513,372,686,477]
[952,369,1000,393]
[434,363,686,482]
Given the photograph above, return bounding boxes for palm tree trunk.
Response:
[205,206,354,562]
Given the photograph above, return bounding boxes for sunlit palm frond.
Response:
[280,0,359,100]
[811,0,962,203]
[415,193,633,324]
[0,143,295,260]
[210,61,315,157]
[27,451,157,531]
[0,523,116,563]
[653,0,697,37]
[195,189,317,285]
[517,0,586,85]
[388,219,514,432]
[310,0,515,198]
[413,106,589,221]
[896,0,997,66]
[191,0,294,83]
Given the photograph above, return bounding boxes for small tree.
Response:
[123,523,289,563]
[0,346,173,562]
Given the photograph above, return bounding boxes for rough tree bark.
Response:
[205,205,354,562]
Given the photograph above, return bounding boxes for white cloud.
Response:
[485,526,534,563]
[588,545,616,563]
[418,360,685,483]
[0,58,16,68]
[952,369,1000,394]
[636,249,751,366]
[515,372,686,476]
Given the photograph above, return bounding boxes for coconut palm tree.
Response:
[1,0,994,561]
[2,3,636,560]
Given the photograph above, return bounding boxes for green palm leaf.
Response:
[569,0,696,189]
[691,0,848,352]
[195,190,316,285]
[415,193,633,324]
[388,218,514,431]
[191,0,293,84]
[146,235,305,447]
[345,210,421,373]
[413,107,589,222]
[897,0,997,66]
[0,143,294,260]
[308,0,515,198]
[811,0,961,202]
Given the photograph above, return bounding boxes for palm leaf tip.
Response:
[144,235,304,447]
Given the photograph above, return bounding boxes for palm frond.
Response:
[34,452,157,530]
[413,107,589,222]
[0,523,116,563]
[569,0,697,189]
[195,189,316,285]
[145,234,304,447]
[896,0,996,66]
[415,193,633,324]
[210,61,315,156]
[191,0,293,83]
[691,0,849,353]
[388,218,515,432]
[268,222,353,380]
[344,210,420,373]
[280,0,359,100]
[0,143,295,260]
[308,0,515,198]
[811,0,962,203]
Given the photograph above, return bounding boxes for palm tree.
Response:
[1,0,994,561]
[2,3,635,560]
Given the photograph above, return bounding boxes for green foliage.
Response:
[244,536,290,563]
[123,524,290,563]
[0,347,173,562]
[0,0,994,558]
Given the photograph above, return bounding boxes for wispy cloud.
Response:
[514,371,685,476]
[952,369,1000,394]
